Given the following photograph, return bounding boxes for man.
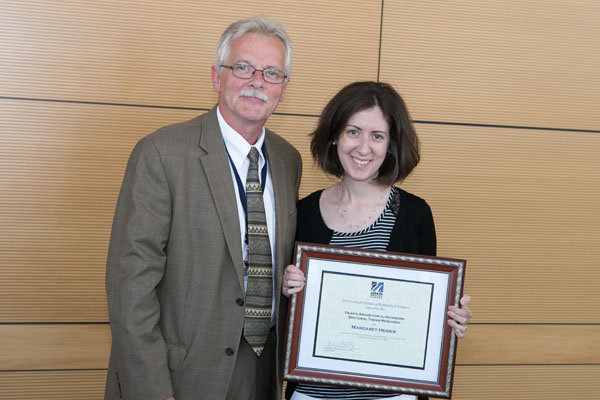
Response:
[105,16,301,400]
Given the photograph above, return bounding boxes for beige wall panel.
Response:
[0,100,324,321]
[0,100,199,322]
[2,1,598,398]
[1,367,598,399]
[380,1,600,130]
[0,324,110,370]
[400,124,600,323]
[457,324,600,365]
[0,0,380,115]
[0,371,106,399]
[1,367,598,400]
[453,365,600,399]
[2,323,597,372]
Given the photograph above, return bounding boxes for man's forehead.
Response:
[229,34,286,61]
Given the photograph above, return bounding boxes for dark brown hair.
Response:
[311,81,420,186]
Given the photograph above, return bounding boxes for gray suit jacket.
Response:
[105,107,302,400]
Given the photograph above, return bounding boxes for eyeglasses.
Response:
[220,63,287,84]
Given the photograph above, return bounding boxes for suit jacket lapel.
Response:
[198,108,245,292]
[265,131,290,298]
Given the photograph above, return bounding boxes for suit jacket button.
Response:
[236,298,244,306]
[225,347,234,356]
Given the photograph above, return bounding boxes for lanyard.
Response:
[226,144,268,237]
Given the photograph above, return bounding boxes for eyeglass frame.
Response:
[220,63,288,84]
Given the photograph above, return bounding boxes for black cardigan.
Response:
[296,188,436,256]
[286,187,436,400]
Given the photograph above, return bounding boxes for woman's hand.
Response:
[447,294,472,338]
[282,264,306,297]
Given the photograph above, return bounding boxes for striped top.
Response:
[329,187,399,251]
[294,187,405,400]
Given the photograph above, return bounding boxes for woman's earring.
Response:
[332,140,337,146]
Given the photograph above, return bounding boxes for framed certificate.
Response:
[283,242,466,399]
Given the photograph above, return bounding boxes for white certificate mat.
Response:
[299,258,447,382]
[283,243,466,399]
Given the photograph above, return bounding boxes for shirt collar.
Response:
[217,106,266,170]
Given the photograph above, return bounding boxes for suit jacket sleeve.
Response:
[105,136,174,399]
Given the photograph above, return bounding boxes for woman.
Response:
[283,81,472,400]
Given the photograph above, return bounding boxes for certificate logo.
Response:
[371,281,384,299]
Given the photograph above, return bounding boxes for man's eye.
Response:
[236,64,250,71]
[265,69,277,76]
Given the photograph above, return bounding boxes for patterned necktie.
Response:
[243,147,273,356]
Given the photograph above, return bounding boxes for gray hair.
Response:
[215,15,292,78]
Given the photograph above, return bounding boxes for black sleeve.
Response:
[418,200,437,256]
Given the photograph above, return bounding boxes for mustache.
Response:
[240,89,268,102]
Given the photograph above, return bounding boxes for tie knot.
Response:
[248,147,260,165]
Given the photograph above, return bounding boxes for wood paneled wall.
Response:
[1,1,599,398]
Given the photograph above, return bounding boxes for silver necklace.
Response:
[336,183,389,231]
